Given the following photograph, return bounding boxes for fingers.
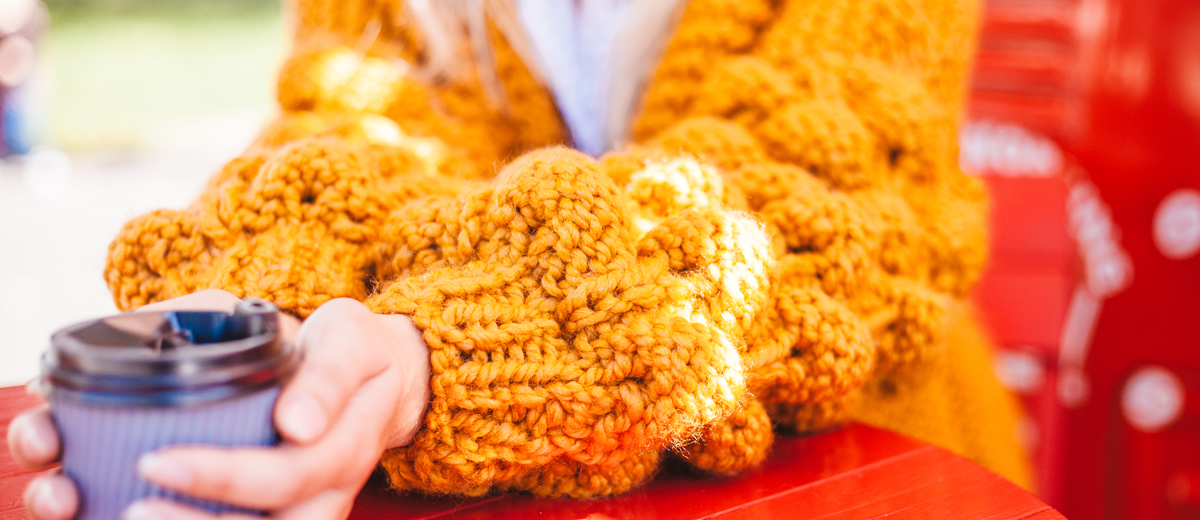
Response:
[120,297,428,515]
[138,365,398,510]
[8,406,60,470]
[275,298,390,444]
[23,474,78,520]
[136,289,242,314]
[123,489,354,520]
[137,446,313,511]
[123,499,262,520]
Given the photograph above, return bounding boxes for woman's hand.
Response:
[8,290,431,520]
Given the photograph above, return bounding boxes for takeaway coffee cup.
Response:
[41,298,298,519]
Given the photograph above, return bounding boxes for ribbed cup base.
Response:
[51,388,280,519]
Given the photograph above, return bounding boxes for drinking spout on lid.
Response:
[234,298,278,337]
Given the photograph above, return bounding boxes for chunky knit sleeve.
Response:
[366,149,773,496]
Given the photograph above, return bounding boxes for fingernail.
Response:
[137,453,193,490]
[123,501,168,520]
[33,479,67,519]
[279,390,328,443]
[20,418,53,460]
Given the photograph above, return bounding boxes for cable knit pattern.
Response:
[106,0,1032,498]
[366,149,771,495]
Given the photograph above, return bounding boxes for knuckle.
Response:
[23,474,64,520]
[8,413,51,468]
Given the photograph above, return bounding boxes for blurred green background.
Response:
[0,0,288,387]
[43,0,284,151]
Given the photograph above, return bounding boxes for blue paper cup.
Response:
[41,299,298,519]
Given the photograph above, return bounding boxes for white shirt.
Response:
[515,0,686,156]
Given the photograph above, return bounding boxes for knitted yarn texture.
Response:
[105,0,1031,498]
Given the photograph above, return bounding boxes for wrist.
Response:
[377,313,431,449]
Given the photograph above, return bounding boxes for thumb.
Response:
[273,299,393,444]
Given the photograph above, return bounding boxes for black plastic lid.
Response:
[42,299,298,406]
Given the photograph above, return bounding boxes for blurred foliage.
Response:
[45,0,280,22]
[40,0,285,151]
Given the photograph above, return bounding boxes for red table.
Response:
[0,386,1063,519]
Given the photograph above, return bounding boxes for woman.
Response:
[9,0,1031,518]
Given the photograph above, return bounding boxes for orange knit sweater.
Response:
[104,0,1032,497]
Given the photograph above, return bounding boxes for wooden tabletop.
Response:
[0,386,1064,519]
